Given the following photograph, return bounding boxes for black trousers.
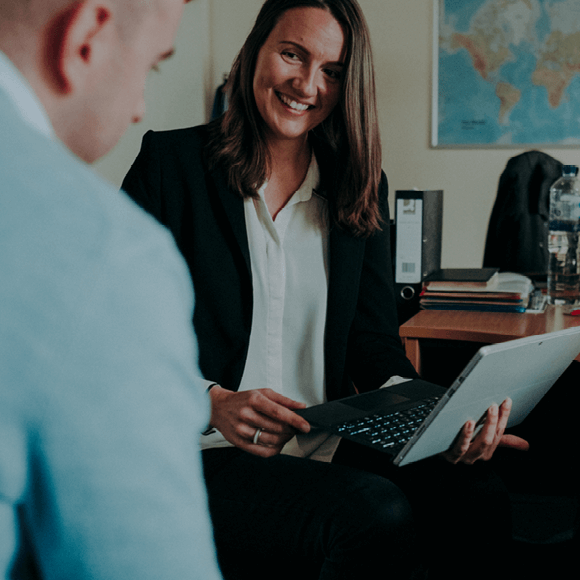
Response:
[203,440,511,580]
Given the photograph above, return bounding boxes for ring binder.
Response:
[394,190,443,285]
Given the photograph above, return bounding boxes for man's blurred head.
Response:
[0,0,189,162]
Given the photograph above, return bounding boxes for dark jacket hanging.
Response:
[483,150,562,276]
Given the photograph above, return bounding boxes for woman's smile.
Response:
[276,91,313,113]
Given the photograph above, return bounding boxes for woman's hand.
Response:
[209,386,311,457]
[442,398,529,465]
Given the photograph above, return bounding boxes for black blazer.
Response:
[121,125,418,402]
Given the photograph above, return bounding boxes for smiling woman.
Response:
[250,7,346,217]
[207,0,383,235]
[120,1,516,579]
[252,8,345,146]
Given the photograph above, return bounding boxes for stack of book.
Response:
[419,268,539,313]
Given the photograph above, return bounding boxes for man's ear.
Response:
[45,0,114,93]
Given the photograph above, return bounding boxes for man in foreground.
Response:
[0,1,222,577]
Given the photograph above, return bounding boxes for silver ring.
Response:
[253,428,262,445]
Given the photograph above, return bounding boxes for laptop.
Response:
[296,327,580,466]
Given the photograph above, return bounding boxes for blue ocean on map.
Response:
[443,0,489,30]
[436,0,580,146]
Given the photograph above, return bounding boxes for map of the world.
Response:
[434,0,580,146]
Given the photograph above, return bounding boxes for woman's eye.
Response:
[282,51,300,61]
[324,69,341,80]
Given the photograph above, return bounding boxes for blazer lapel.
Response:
[325,224,366,400]
[209,166,252,274]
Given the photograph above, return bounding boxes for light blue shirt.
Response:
[0,51,222,579]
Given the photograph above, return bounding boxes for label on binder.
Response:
[395,198,423,284]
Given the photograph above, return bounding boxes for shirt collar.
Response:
[0,50,56,139]
[293,153,320,204]
[257,153,321,206]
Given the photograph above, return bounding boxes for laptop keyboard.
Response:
[335,396,441,451]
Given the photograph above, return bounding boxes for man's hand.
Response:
[209,386,311,457]
[442,398,529,465]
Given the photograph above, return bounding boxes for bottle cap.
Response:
[562,165,579,176]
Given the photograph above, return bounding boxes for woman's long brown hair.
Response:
[207,0,383,236]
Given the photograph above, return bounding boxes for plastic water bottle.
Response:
[547,165,580,308]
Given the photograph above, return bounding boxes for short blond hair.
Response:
[0,0,158,40]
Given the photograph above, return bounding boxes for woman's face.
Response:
[252,6,346,147]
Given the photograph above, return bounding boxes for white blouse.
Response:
[201,155,333,455]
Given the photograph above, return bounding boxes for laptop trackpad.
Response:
[345,389,410,412]
[297,389,413,427]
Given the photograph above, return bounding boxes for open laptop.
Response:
[296,327,580,466]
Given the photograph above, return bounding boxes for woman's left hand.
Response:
[442,398,530,465]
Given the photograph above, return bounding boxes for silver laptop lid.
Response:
[396,326,580,466]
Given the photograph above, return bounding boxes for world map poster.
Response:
[434,0,580,147]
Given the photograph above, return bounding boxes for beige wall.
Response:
[95,0,580,267]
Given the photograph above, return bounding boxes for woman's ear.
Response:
[45,0,113,93]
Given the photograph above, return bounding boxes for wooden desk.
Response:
[399,305,580,374]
